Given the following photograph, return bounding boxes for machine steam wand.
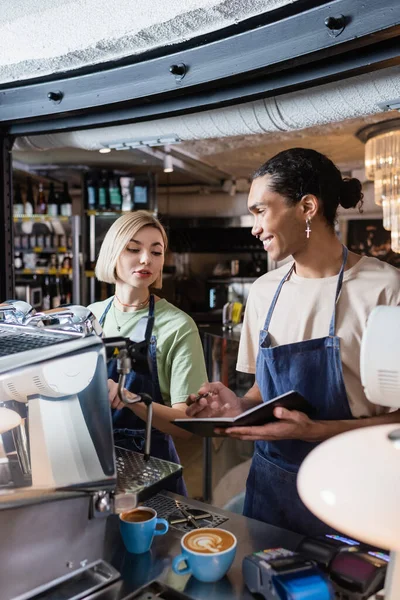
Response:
[103,309,155,462]
[115,346,153,461]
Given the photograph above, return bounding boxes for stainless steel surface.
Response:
[72,214,81,305]
[0,494,109,600]
[174,500,200,529]
[14,560,119,600]
[25,305,103,336]
[114,448,182,511]
[143,493,228,533]
[102,492,304,600]
[0,300,35,324]
[0,319,115,494]
[89,213,96,305]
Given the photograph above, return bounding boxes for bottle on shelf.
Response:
[42,276,51,310]
[25,178,34,215]
[51,277,61,308]
[108,174,122,211]
[97,171,110,211]
[13,183,24,215]
[61,181,72,217]
[133,182,149,210]
[44,233,54,249]
[14,252,24,270]
[29,233,37,249]
[37,182,47,214]
[63,276,72,304]
[47,182,58,217]
[86,174,98,211]
[120,177,134,212]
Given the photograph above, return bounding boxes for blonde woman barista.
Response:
[89,211,208,495]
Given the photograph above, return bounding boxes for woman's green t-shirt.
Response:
[88,297,208,407]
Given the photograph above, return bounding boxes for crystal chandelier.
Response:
[359,119,400,253]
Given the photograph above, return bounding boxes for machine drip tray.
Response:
[124,580,191,599]
[143,493,228,533]
[28,560,119,600]
[114,447,183,510]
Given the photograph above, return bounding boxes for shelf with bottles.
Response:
[15,273,73,311]
[13,175,73,218]
[84,171,155,213]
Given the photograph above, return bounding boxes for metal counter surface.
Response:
[102,492,304,600]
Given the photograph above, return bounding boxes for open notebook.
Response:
[172,390,312,437]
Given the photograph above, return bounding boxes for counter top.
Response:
[101,492,303,600]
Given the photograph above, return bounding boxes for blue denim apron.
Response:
[243,246,353,535]
[99,295,187,495]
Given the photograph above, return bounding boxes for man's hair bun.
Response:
[339,178,364,210]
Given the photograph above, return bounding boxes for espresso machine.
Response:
[0,300,182,600]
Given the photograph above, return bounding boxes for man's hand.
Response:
[107,379,140,411]
[218,406,321,442]
[186,382,242,418]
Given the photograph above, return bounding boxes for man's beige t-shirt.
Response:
[237,256,400,418]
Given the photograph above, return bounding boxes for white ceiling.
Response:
[0,0,296,84]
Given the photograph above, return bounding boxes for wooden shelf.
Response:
[15,268,72,276]
[13,214,71,223]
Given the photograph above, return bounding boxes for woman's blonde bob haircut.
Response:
[95,210,168,289]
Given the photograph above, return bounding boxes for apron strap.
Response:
[263,263,295,332]
[98,297,114,328]
[328,245,348,337]
[262,245,348,336]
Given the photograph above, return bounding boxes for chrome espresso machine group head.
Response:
[0,300,182,600]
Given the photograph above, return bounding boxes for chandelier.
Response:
[358,119,400,253]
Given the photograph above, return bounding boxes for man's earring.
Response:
[305,217,312,239]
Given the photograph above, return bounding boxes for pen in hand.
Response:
[185,391,211,406]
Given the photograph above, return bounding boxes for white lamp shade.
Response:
[0,407,22,434]
[297,424,400,551]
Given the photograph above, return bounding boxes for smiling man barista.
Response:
[187,148,400,536]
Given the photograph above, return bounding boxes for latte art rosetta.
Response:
[184,530,234,553]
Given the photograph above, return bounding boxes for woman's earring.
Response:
[305,217,312,239]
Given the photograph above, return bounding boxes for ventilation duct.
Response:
[14,66,400,152]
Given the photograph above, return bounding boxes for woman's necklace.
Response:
[115,293,150,308]
[113,304,139,333]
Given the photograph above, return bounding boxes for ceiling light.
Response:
[357,118,400,253]
[163,153,174,173]
[99,148,111,154]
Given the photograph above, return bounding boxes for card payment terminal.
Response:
[242,547,334,599]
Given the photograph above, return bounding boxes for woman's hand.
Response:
[186,382,242,418]
[107,379,140,410]
[218,406,321,442]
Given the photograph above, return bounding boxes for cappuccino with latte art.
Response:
[183,529,235,554]
[173,527,237,582]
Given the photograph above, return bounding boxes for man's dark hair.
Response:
[252,148,363,228]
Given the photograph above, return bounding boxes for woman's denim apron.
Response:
[243,246,353,535]
[99,295,187,495]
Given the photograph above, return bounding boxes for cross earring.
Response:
[305,218,312,239]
